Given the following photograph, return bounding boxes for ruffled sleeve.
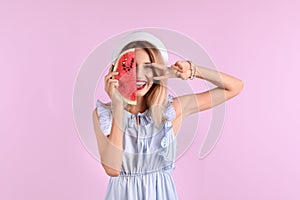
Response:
[96,100,112,137]
[160,94,178,162]
[164,94,176,121]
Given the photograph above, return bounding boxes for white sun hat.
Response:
[112,31,169,65]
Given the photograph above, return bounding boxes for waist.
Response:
[119,164,175,177]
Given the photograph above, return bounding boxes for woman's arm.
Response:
[152,61,244,120]
[92,67,125,177]
[92,106,124,177]
[172,61,244,119]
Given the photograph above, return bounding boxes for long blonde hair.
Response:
[119,40,169,127]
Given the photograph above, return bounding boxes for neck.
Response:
[127,96,147,114]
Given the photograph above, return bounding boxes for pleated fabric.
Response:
[96,95,178,200]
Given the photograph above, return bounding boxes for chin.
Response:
[136,83,153,97]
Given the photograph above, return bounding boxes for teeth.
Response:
[136,81,146,86]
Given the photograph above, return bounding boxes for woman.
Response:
[92,39,244,199]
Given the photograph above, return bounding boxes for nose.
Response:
[136,65,144,78]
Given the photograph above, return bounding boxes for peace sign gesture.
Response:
[152,61,194,81]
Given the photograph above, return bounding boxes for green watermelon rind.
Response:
[112,48,137,105]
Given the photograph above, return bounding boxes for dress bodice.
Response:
[96,95,177,175]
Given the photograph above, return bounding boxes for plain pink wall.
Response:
[1,0,299,199]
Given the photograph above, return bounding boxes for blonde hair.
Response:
[119,40,169,127]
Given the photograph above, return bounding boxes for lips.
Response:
[136,80,147,90]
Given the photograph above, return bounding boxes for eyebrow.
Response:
[144,62,151,64]
[136,61,152,66]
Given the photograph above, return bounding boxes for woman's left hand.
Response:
[152,61,192,80]
[171,61,193,80]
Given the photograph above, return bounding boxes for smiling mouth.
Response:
[136,80,147,90]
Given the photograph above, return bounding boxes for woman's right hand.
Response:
[104,65,123,106]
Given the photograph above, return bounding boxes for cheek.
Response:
[147,82,154,88]
[144,68,154,77]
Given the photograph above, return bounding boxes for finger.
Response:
[145,74,154,83]
[175,61,186,66]
[171,64,183,72]
[153,76,166,81]
[176,71,181,77]
[114,80,119,88]
[179,65,183,71]
[107,80,119,94]
[153,73,176,80]
[108,79,118,83]
[111,82,119,88]
[150,63,169,70]
[174,61,184,68]
[174,62,183,69]
[108,79,118,87]
[106,79,118,90]
[105,71,119,81]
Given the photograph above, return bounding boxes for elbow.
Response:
[236,80,244,93]
[102,164,121,177]
[105,169,120,177]
[226,80,244,99]
[231,79,244,95]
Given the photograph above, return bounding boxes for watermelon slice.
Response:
[112,48,137,105]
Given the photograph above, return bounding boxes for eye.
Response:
[143,64,153,69]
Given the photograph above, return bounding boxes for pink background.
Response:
[1,0,299,199]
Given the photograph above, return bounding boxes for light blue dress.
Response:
[96,95,178,200]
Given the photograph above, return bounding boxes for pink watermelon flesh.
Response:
[113,49,137,105]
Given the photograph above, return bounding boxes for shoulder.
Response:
[96,100,112,111]
[166,94,182,120]
[164,94,177,121]
[95,100,113,137]
[165,95,183,136]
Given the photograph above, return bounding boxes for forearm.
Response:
[101,105,124,175]
[194,64,244,92]
[92,108,123,175]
